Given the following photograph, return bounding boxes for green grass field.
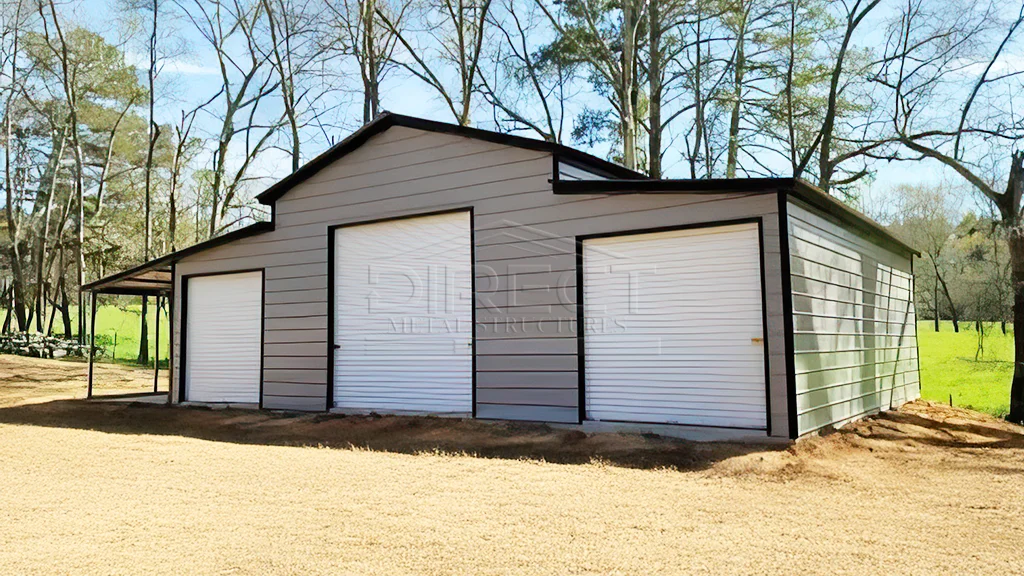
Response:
[918,321,1012,417]
[88,302,171,365]
[5,299,171,366]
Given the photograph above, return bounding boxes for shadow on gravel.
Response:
[0,399,788,472]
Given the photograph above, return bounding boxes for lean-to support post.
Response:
[87,291,97,399]
[154,295,161,392]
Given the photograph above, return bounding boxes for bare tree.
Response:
[1,0,31,331]
[534,0,647,170]
[261,0,328,172]
[646,0,707,178]
[177,0,281,237]
[478,0,574,141]
[168,106,203,252]
[377,0,492,126]
[675,0,732,178]
[37,0,88,341]
[879,0,1024,420]
[324,0,405,123]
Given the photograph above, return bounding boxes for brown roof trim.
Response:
[553,177,793,194]
[788,179,919,257]
[553,176,918,257]
[82,222,274,293]
[255,112,646,205]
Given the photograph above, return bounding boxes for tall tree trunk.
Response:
[139,0,157,365]
[57,245,72,337]
[138,297,149,364]
[169,179,177,252]
[934,278,940,331]
[361,0,379,122]
[690,2,706,178]
[620,0,636,171]
[59,275,72,338]
[785,1,798,174]
[42,0,87,342]
[1008,225,1024,422]
[2,284,13,333]
[932,257,959,332]
[648,0,661,178]
[726,8,747,178]
[5,111,27,332]
[45,278,60,336]
[34,131,65,333]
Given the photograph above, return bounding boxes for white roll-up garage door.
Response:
[185,271,263,404]
[583,223,767,429]
[333,211,473,413]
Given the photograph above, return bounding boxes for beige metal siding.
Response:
[787,199,920,435]
[171,126,790,435]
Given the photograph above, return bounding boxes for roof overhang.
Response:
[83,222,274,294]
[83,263,173,295]
[552,177,919,257]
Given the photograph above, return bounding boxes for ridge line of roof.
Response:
[254,112,646,205]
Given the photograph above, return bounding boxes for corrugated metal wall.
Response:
[171,126,792,435]
[787,199,920,435]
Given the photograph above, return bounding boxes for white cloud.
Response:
[124,51,220,77]
[952,53,1024,79]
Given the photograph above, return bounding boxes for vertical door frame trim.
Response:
[778,191,799,439]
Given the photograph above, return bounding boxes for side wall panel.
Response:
[172,126,791,436]
[787,199,920,436]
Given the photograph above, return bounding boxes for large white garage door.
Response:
[185,271,263,404]
[333,211,473,413]
[583,223,767,429]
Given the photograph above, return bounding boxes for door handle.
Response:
[751,337,763,344]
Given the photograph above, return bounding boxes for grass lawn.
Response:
[1,355,1023,574]
[5,298,171,366]
[87,301,171,365]
[918,321,1013,418]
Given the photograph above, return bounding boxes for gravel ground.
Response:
[0,354,1022,575]
[0,354,163,407]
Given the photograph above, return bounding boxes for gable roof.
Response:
[86,114,915,294]
[255,112,647,205]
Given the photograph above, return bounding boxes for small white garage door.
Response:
[185,271,263,404]
[333,211,473,413]
[583,223,767,429]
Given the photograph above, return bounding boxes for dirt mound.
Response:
[710,400,1024,480]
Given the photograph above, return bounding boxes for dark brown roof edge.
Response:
[789,179,919,257]
[552,177,793,194]
[82,221,274,293]
[254,112,646,205]
[553,176,918,257]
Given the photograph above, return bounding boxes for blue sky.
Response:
[75,0,960,219]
